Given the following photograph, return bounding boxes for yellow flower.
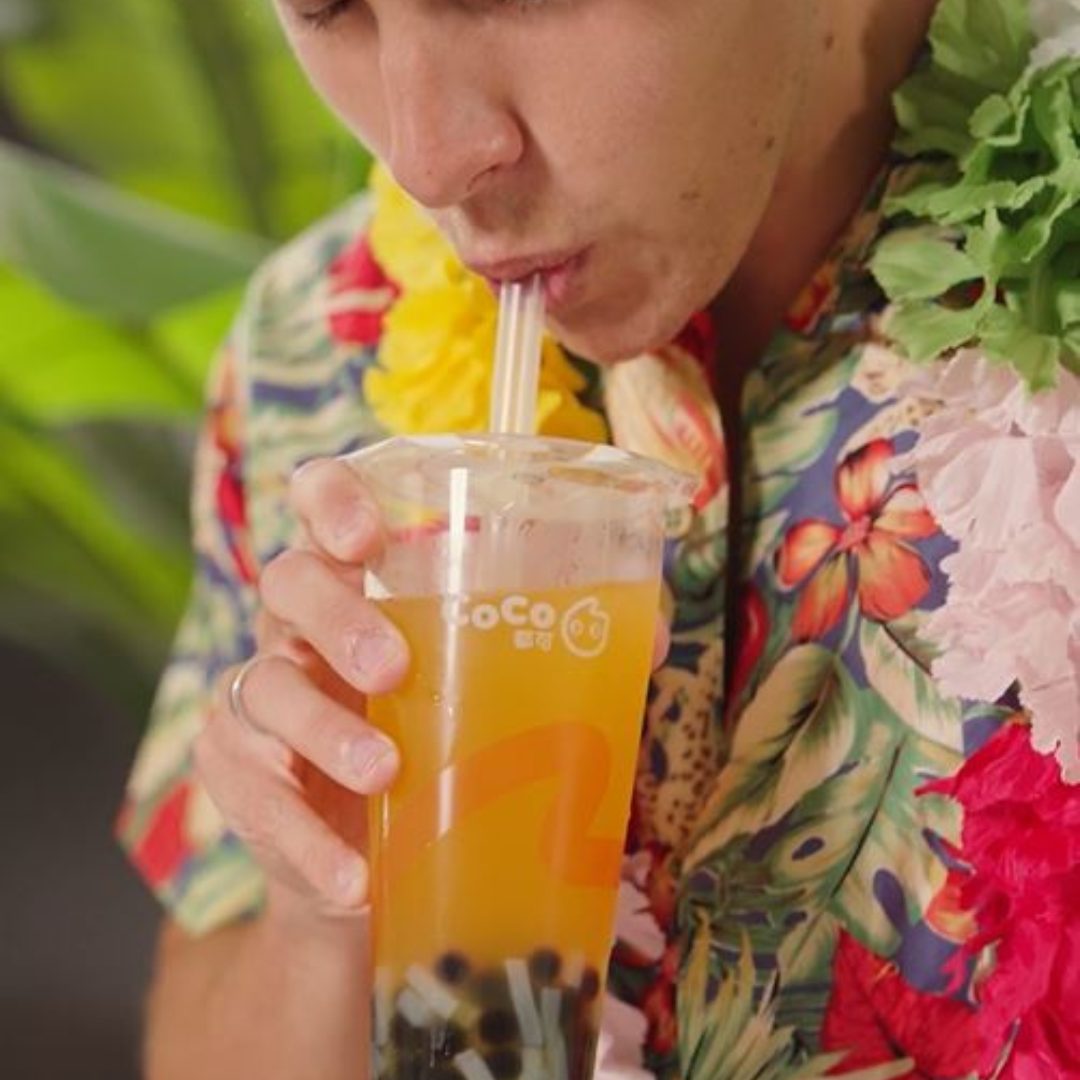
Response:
[364,163,607,442]
[368,163,460,291]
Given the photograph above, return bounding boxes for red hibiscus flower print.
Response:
[821,930,984,1079]
[129,783,194,890]
[327,233,400,346]
[775,439,937,640]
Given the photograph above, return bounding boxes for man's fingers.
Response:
[226,654,399,796]
[290,457,383,564]
[260,549,409,695]
[195,726,368,909]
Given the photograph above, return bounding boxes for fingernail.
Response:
[348,628,404,681]
[335,859,365,905]
[345,735,399,792]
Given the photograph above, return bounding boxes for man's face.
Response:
[275,0,814,362]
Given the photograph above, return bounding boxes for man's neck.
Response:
[710,0,940,394]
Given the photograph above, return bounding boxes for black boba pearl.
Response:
[478,1008,519,1045]
[527,948,562,983]
[435,952,472,985]
[484,1048,523,1080]
[579,967,601,1001]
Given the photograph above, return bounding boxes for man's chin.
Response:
[547,308,684,366]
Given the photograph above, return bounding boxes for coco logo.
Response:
[559,597,611,659]
[443,595,558,632]
[442,594,611,658]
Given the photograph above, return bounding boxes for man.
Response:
[122,2,995,1078]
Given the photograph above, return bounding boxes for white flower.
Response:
[908,349,1080,781]
[1029,0,1080,68]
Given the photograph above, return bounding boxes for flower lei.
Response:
[358,163,607,442]
[868,2,1080,1076]
[869,0,1080,783]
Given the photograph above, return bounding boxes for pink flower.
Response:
[921,722,1080,1079]
[907,350,1080,781]
[775,439,937,640]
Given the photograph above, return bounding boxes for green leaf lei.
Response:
[870,0,1080,390]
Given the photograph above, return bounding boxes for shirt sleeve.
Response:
[115,340,267,936]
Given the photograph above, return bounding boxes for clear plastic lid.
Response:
[345,434,695,598]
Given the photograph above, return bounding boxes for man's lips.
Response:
[466,248,589,311]
[466,248,586,285]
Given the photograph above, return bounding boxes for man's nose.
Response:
[379,31,524,209]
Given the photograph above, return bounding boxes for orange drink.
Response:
[368,580,658,1080]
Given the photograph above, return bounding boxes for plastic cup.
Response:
[346,433,694,1080]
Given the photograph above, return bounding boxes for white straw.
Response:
[489,275,545,434]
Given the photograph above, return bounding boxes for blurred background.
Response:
[0,1,370,1074]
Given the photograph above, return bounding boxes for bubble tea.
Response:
[348,434,692,1080]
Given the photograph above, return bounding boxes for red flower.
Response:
[129,783,193,890]
[775,439,936,640]
[821,930,984,1079]
[327,233,400,346]
[921,723,1080,1079]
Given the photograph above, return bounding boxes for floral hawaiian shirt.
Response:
[117,160,1029,1080]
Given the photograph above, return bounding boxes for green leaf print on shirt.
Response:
[679,643,962,1046]
[678,920,915,1080]
[859,621,964,752]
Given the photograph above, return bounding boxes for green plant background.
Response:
[0,0,371,716]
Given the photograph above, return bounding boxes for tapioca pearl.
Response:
[436,952,472,986]
[484,1047,523,1080]
[478,1008,520,1045]
[527,948,562,984]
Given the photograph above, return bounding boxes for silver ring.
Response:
[228,656,264,734]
